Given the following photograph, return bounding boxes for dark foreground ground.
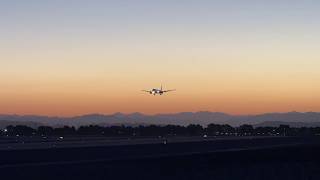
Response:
[0,136,320,180]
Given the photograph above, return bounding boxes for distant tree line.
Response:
[1,124,320,137]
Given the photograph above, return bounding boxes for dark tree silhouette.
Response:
[1,124,320,137]
[53,126,76,136]
[37,126,54,136]
[6,125,36,136]
[186,124,203,136]
[238,124,254,135]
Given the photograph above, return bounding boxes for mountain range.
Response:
[1,111,320,128]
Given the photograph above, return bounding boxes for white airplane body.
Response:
[142,85,175,95]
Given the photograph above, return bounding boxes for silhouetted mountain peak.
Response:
[112,112,126,118]
[128,112,145,118]
[1,111,320,127]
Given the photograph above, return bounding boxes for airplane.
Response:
[142,85,176,95]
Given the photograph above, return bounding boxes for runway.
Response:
[0,135,293,150]
[0,136,318,165]
[1,136,320,180]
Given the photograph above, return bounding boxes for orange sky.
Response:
[1,1,320,116]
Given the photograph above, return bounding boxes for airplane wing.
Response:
[142,90,151,93]
[163,89,176,92]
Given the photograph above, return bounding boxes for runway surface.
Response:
[0,135,295,150]
[0,136,319,180]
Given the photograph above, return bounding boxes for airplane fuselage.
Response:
[151,89,163,95]
[142,86,175,95]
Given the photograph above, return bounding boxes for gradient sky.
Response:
[1,0,320,116]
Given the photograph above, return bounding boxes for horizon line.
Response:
[0,110,316,118]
